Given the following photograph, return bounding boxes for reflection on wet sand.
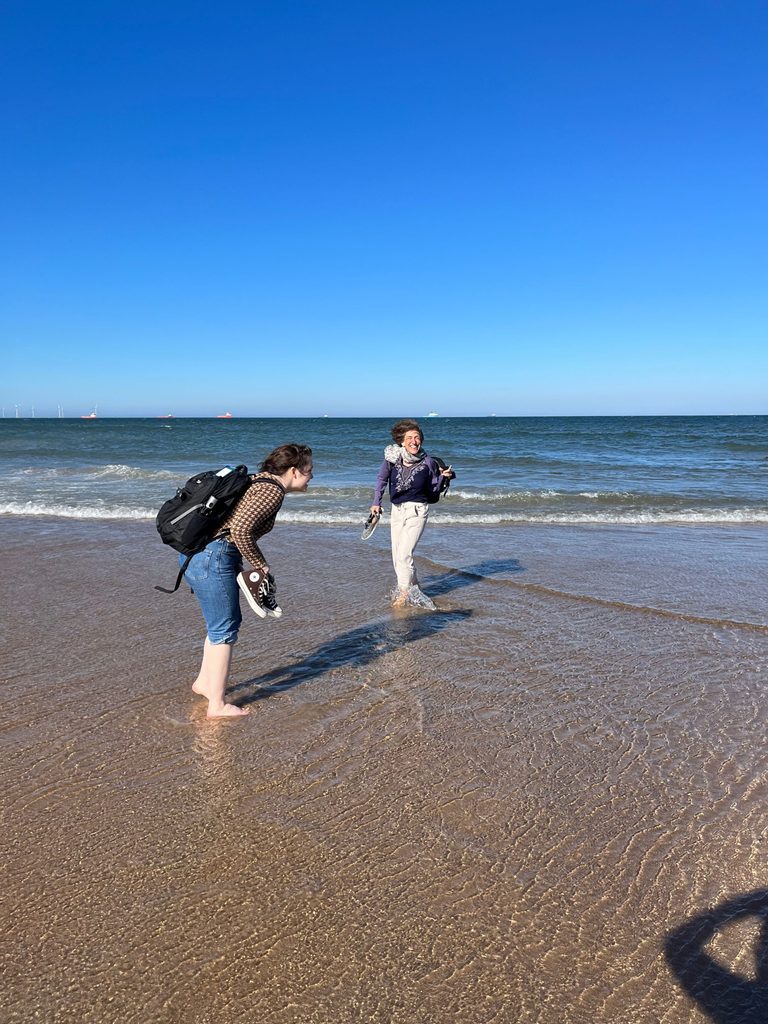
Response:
[231,610,472,704]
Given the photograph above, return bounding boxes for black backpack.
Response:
[428,455,454,503]
[154,464,253,593]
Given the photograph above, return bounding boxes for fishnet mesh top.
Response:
[217,474,285,572]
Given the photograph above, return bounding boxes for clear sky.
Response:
[2,0,766,417]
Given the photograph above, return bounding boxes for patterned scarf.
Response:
[384,443,426,465]
[385,443,428,495]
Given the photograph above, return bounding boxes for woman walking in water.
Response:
[370,420,453,608]
[184,443,313,718]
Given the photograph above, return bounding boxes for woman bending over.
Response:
[184,443,313,718]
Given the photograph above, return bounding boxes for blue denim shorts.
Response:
[182,537,243,645]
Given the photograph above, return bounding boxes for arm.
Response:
[371,460,391,511]
[425,457,454,500]
[227,481,285,572]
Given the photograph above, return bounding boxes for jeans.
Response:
[181,537,243,645]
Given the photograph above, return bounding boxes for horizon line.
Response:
[1,412,766,421]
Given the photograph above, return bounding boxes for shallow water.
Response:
[2,520,767,1023]
[415,522,768,628]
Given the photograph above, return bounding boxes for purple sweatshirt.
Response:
[373,456,446,506]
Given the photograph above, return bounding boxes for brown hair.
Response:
[391,419,423,445]
[260,443,313,475]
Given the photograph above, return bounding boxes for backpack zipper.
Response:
[170,502,206,525]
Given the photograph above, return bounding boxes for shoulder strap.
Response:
[154,552,193,594]
[249,474,286,493]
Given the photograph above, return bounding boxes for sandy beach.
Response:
[2,517,767,1023]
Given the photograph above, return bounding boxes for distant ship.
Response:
[426,411,439,417]
[157,414,175,419]
[81,407,98,419]
[216,412,234,419]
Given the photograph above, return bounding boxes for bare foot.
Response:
[392,590,409,608]
[192,680,210,698]
[206,703,250,719]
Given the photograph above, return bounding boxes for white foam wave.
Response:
[576,491,634,499]
[0,504,364,524]
[0,501,154,520]
[276,510,362,524]
[451,489,560,501]
[2,503,767,527]
[279,509,768,526]
[89,463,181,480]
[19,464,181,481]
[429,510,768,525]
[451,488,638,502]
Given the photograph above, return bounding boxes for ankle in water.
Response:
[390,585,436,610]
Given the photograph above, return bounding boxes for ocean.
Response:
[3,414,765,627]
[1,414,766,525]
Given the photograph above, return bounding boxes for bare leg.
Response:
[191,637,249,718]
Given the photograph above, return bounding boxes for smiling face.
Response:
[287,460,314,492]
[402,430,422,456]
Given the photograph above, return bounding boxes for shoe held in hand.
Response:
[361,511,381,540]
[237,569,268,618]
[263,572,283,618]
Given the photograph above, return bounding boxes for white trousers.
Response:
[390,501,429,590]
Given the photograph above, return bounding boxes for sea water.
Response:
[1,415,766,525]
[2,415,766,625]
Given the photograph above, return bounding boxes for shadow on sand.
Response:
[665,888,768,1023]
[231,608,472,704]
[421,556,525,599]
[230,558,522,705]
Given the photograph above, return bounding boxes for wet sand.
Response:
[2,518,767,1023]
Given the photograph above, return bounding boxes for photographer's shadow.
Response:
[665,888,768,1023]
[231,608,472,704]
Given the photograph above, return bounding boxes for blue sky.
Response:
[2,0,766,416]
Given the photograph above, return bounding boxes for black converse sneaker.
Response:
[237,569,268,618]
[262,573,283,618]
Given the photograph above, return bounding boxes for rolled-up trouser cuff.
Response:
[207,632,239,646]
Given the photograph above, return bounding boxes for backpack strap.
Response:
[214,474,285,539]
[154,552,194,594]
[249,474,287,493]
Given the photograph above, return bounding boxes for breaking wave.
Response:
[428,510,768,525]
[450,488,639,503]
[0,501,154,520]
[2,502,767,526]
[18,463,181,481]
